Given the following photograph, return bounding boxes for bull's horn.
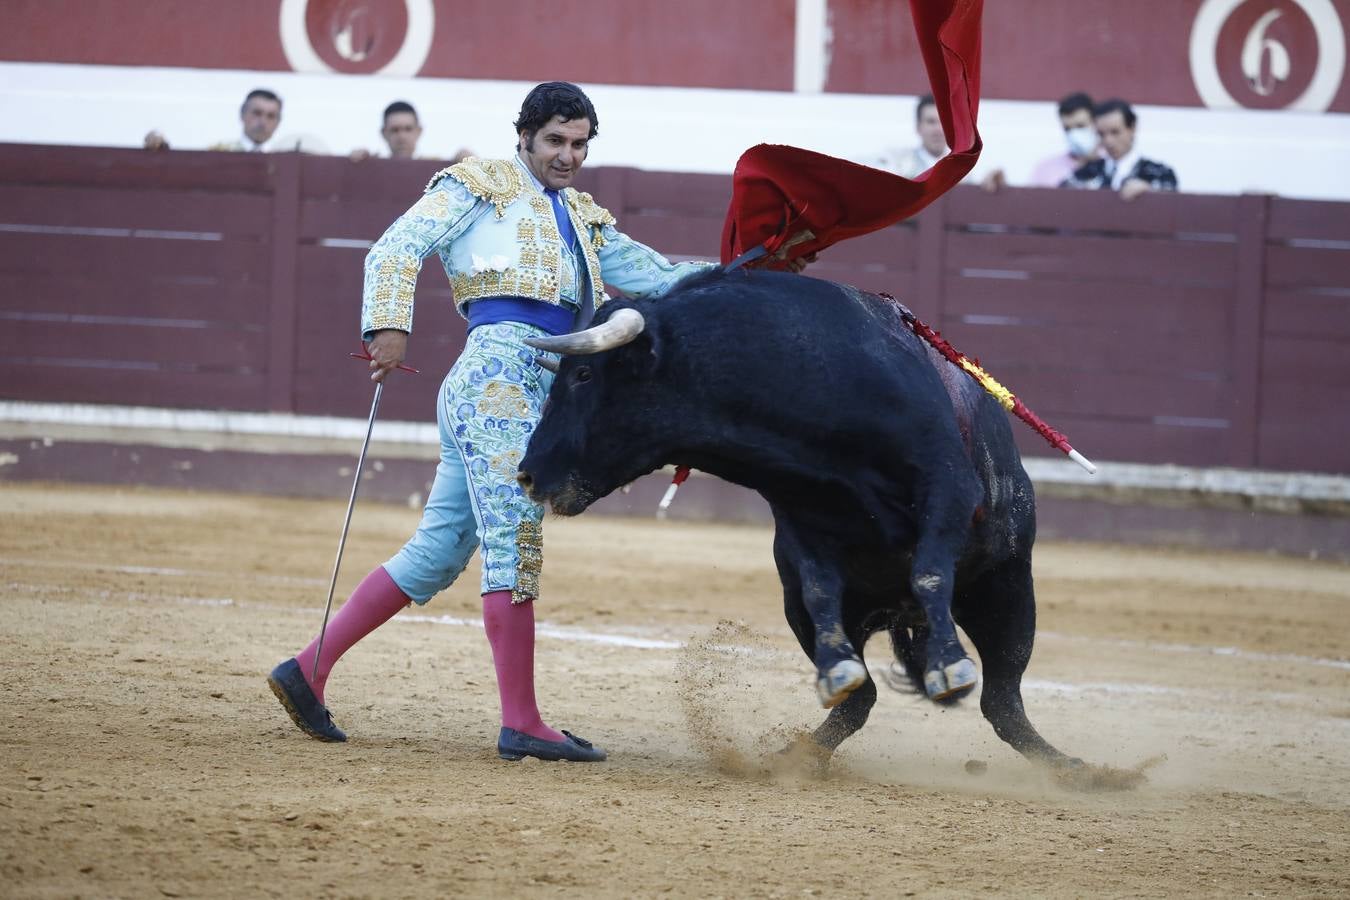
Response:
[535,355,560,373]
[523,308,645,355]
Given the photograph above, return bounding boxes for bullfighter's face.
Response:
[518,115,591,190]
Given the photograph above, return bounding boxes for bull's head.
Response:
[517,306,678,516]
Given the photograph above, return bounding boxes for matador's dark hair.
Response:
[513,82,599,141]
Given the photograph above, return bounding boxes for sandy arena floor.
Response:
[2,482,1348,898]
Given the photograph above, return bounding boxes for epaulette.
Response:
[565,189,617,229]
[426,157,524,218]
[565,189,617,248]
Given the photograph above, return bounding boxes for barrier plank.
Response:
[1262,289,1350,341]
[946,230,1237,285]
[0,184,270,236]
[612,169,731,216]
[1,320,262,370]
[619,212,724,258]
[0,144,274,192]
[982,367,1228,420]
[1011,412,1235,467]
[0,231,267,280]
[0,272,269,325]
[943,275,1228,333]
[0,362,266,409]
[1267,196,1350,242]
[938,319,1229,377]
[944,185,1241,236]
[1265,244,1350,290]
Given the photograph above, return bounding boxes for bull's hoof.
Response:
[816,658,867,708]
[923,657,978,701]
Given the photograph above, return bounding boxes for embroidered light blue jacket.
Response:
[361,155,712,338]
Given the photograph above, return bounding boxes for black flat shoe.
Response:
[267,657,347,742]
[497,727,607,762]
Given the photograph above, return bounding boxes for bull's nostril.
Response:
[516,471,533,490]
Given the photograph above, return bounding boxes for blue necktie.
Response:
[546,189,592,327]
[545,189,577,251]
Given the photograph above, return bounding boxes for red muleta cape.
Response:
[720,0,983,268]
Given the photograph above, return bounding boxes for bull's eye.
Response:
[574,366,592,384]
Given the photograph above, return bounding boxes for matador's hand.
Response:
[367,329,409,383]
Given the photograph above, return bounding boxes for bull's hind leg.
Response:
[909,481,981,702]
[953,556,1080,767]
[781,594,876,767]
[773,517,865,708]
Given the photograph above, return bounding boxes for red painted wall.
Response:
[0,0,795,90]
[2,0,1345,111]
[826,0,1350,112]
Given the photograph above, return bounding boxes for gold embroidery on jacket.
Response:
[369,257,419,331]
[562,199,607,310]
[452,268,554,305]
[433,157,524,218]
[565,189,616,250]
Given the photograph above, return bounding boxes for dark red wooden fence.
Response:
[2,144,1346,473]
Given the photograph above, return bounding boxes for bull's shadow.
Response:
[518,268,1141,790]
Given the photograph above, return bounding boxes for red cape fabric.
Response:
[720,0,983,267]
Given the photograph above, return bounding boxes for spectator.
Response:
[1062,98,1177,200]
[980,92,1099,192]
[144,88,324,153]
[874,94,947,177]
[351,101,474,162]
[1030,92,1100,187]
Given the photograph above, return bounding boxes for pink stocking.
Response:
[294,566,410,704]
[482,590,565,742]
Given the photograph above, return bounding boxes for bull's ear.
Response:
[617,327,661,380]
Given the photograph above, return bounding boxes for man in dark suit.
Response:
[1063,98,1177,200]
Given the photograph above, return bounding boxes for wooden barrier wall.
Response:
[2,144,1346,474]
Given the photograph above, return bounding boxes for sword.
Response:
[311,345,418,683]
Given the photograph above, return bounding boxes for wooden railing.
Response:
[2,144,1346,473]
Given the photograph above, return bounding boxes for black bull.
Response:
[517,268,1083,774]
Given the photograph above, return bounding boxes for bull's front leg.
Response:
[773,520,866,708]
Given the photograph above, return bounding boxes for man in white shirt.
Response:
[144,88,319,153]
[874,94,948,177]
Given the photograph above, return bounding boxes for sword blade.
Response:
[311,380,383,682]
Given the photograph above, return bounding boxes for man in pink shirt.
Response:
[981,92,1099,191]
[1028,92,1100,187]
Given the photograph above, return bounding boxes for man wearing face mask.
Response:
[1062,98,1178,200]
[267,81,714,762]
[1028,92,1100,187]
[978,92,1097,192]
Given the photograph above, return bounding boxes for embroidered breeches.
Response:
[383,322,556,604]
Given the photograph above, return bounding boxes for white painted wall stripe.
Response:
[3,62,1344,199]
[794,0,829,94]
[3,400,1346,502]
